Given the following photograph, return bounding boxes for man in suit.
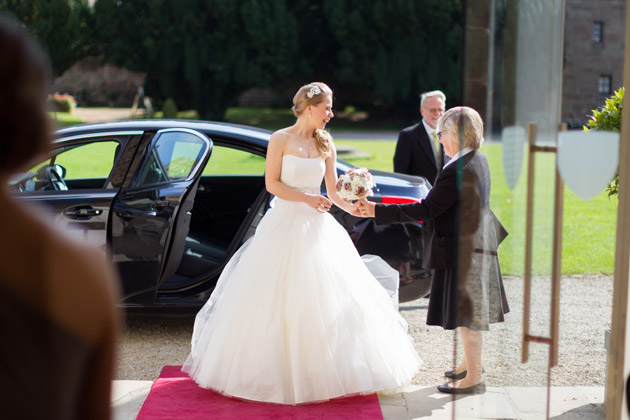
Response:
[393,90,447,184]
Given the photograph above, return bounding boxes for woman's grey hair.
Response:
[437,106,484,150]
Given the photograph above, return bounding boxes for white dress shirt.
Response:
[443,147,473,169]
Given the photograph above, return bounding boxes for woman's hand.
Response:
[305,194,333,213]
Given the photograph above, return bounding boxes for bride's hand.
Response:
[348,202,363,217]
[305,194,332,213]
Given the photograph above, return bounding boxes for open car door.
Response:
[110,128,212,305]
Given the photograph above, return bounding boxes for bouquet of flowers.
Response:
[336,167,376,202]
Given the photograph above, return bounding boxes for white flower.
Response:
[335,168,376,202]
[307,86,322,98]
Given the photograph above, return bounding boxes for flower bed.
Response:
[48,92,77,113]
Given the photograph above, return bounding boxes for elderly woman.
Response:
[358,106,509,395]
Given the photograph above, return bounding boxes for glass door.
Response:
[445,1,619,418]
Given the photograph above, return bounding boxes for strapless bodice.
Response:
[280,155,325,194]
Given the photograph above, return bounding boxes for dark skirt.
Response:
[426,258,510,331]
[426,267,460,330]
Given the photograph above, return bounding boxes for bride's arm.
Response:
[265,132,331,213]
[323,145,356,214]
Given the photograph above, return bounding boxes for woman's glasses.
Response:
[436,132,442,140]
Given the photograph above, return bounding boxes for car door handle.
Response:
[63,206,103,220]
[116,209,157,220]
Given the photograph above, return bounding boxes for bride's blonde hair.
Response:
[292,82,333,158]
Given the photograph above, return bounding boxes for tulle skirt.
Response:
[182,198,421,404]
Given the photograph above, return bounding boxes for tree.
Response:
[584,87,624,198]
[3,0,464,120]
[91,0,299,119]
[0,0,90,76]
[91,0,462,120]
[322,0,462,120]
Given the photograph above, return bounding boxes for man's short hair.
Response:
[420,90,446,108]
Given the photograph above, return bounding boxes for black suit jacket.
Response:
[376,150,491,270]
[393,122,446,185]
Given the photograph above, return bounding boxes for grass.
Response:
[202,145,266,175]
[224,107,407,131]
[48,111,83,127]
[335,139,397,171]
[337,140,617,276]
[150,109,200,119]
[48,106,617,275]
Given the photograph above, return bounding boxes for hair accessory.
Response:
[307,86,322,98]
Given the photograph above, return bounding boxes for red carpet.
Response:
[136,366,384,420]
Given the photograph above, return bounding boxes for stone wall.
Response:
[51,56,146,107]
[563,0,626,125]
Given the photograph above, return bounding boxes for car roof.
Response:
[54,119,272,147]
[54,119,431,195]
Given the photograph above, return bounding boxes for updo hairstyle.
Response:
[0,16,51,176]
[291,82,333,158]
[437,106,485,150]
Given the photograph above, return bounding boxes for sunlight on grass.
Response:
[203,146,266,175]
[48,111,83,128]
[47,135,616,275]
[335,140,617,276]
[335,139,396,172]
[483,144,616,275]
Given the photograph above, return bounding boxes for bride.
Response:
[182,82,421,405]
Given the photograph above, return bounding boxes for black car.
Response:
[10,120,431,309]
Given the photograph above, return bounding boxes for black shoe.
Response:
[437,382,486,395]
[444,370,467,380]
[444,367,484,380]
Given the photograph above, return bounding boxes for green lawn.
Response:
[46,107,617,275]
[225,107,406,131]
[338,140,617,276]
[48,111,83,128]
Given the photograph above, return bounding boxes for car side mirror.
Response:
[53,164,66,178]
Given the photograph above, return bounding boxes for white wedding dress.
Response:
[182,154,421,405]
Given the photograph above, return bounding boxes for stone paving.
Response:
[112,380,605,420]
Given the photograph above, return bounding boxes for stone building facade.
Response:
[562,0,626,125]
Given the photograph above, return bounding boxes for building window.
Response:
[593,22,604,44]
[598,75,612,95]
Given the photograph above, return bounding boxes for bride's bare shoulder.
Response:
[271,127,293,139]
[269,128,293,147]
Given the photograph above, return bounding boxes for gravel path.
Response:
[116,274,613,387]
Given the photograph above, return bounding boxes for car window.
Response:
[134,131,205,186]
[10,140,120,193]
[202,145,265,175]
[54,141,120,180]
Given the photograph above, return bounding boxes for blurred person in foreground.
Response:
[393,90,447,184]
[0,16,119,420]
[357,106,509,395]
